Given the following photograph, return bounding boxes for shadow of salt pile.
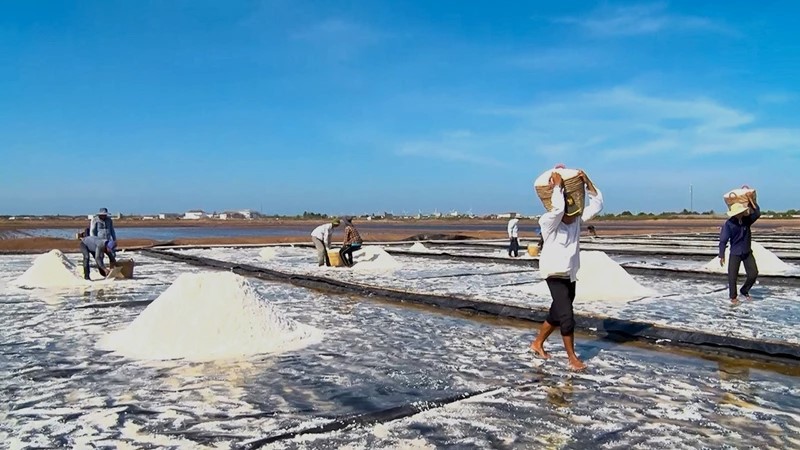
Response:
[518,251,656,303]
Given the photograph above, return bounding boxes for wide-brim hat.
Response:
[98,207,109,215]
[727,203,748,217]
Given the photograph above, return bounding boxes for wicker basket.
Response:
[115,259,135,279]
[534,166,586,215]
[327,250,345,267]
[527,243,540,257]
[723,185,756,208]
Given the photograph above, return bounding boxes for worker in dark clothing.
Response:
[339,217,363,267]
[80,236,117,280]
[719,193,760,302]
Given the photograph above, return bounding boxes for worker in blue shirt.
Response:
[80,236,117,280]
[719,193,760,302]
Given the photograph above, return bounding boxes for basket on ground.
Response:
[527,244,540,257]
[534,166,586,214]
[723,185,756,208]
[327,250,345,267]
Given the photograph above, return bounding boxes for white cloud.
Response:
[554,2,735,37]
[486,88,800,159]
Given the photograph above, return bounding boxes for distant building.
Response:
[158,214,167,220]
[183,210,207,220]
[142,216,156,220]
[218,213,229,220]
[497,212,517,219]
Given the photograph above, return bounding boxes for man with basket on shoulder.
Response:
[719,191,760,302]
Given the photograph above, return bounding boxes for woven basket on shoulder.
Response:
[723,185,756,208]
[535,172,586,214]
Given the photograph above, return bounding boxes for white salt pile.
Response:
[703,241,794,275]
[12,250,93,289]
[352,246,402,271]
[409,242,430,252]
[260,247,278,261]
[522,251,655,302]
[98,271,321,362]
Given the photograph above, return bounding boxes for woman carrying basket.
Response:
[530,169,603,371]
[339,217,363,268]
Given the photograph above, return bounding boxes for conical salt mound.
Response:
[409,242,430,252]
[352,246,402,271]
[98,272,321,361]
[521,251,655,302]
[260,247,278,261]
[703,241,794,275]
[12,250,92,289]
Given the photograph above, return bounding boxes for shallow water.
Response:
[175,246,800,345]
[1,253,799,449]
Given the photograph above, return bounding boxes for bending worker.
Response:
[339,217,363,267]
[507,213,520,258]
[311,218,340,266]
[530,170,603,371]
[80,235,117,280]
[90,207,117,241]
[719,193,760,302]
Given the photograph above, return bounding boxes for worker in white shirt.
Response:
[530,170,603,371]
[311,218,341,266]
[507,214,520,257]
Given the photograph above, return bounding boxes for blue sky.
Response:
[1,1,799,215]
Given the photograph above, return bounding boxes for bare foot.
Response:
[568,358,587,371]
[530,342,551,359]
[742,294,752,301]
[730,297,739,304]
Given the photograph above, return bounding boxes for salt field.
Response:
[1,244,800,449]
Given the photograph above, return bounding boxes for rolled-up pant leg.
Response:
[740,252,759,296]
[727,254,743,299]
[546,277,577,336]
[312,238,328,266]
[80,242,91,279]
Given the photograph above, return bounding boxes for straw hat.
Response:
[727,203,749,217]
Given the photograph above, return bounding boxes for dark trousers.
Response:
[80,242,92,279]
[728,252,759,299]
[509,237,519,257]
[545,277,577,336]
[339,243,361,267]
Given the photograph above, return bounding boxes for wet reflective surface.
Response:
[1,252,799,449]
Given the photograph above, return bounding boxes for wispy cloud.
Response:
[503,47,609,71]
[553,2,735,37]
[482,87,800,160]
[395,130,522,167]
[289,18,383,61]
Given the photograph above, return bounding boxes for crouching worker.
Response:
[80,236,117,280]
[339,218,363,267]
[311,218,340,266]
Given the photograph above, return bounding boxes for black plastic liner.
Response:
[385,249,800,287]
[142,249,800,361]
[239,387,500,449]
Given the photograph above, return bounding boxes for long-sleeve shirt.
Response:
[719,204,761,257]
[311,223,335,248]
[538,186,604,281]
[343,225,362,245]
[81,236,115,271]
[507,218,519,238]
[90,216,116,241]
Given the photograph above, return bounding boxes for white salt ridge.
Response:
[703,241,795,275]
[352,246,402,271]
[11,250,101,289]
[409,242,431,252]
[521,251,655,302]
[98,271,321,362]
